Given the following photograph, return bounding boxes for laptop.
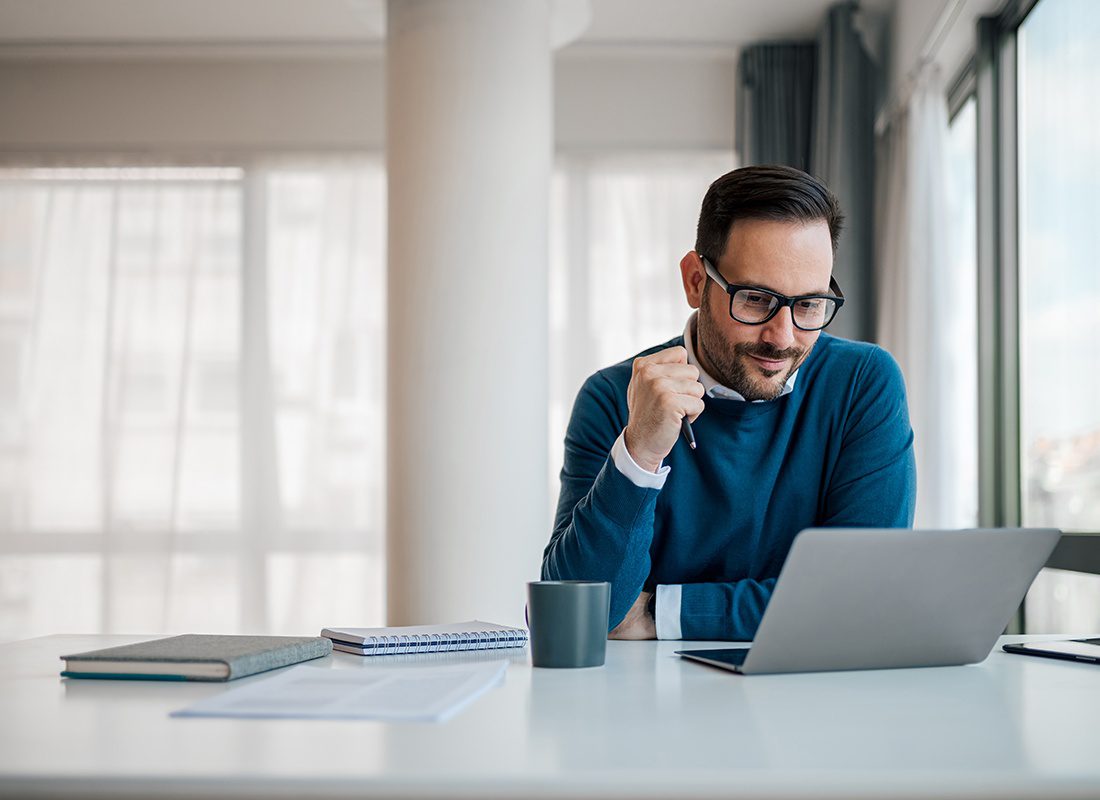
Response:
[676,527,1061,675]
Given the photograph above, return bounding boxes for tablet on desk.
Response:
[1002,638,1100,664]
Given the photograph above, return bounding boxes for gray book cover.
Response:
[61,634,333,682]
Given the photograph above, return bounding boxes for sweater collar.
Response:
[683,312,799,403]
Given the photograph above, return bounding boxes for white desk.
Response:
[2,634,1099,799]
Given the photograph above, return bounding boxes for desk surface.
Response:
[2,633,1100,799]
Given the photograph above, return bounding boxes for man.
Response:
[542,165,916,641]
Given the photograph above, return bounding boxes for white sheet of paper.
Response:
[172,660,509,722]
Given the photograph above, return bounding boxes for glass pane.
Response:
[0,556,101,640]
[1026,568,1100,634]
[1018,0,1100,633]
[1018,0,1100,534]
[944,97,979,527]
[264,164,387,534]
[107,554,241,634]
[267,552,383,634]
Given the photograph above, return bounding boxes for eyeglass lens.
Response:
[731,289,837,330]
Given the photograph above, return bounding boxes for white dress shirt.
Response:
[609,313,798,639]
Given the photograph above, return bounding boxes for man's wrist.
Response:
[623,428,663,473]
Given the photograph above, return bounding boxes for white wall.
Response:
[556,46,737,151]
[0,57,385,152]
[0,46,737,154]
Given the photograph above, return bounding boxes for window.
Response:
[1015,0,1100,631]
[0,160,386,640]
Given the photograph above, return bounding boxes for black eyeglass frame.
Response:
[701,256,846,332]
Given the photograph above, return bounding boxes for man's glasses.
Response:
[701,257,845,332]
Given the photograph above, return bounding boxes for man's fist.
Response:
[623,346,705,472]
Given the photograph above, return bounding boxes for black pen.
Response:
[681,417,696,450]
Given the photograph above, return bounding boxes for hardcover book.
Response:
[60,634,332,681]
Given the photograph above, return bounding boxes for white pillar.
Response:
[386,0,552,626]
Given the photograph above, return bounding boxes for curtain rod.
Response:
[920,0,968,66]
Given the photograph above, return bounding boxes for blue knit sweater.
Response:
[542,332,917,640]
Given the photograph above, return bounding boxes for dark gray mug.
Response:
[526,580,610,668]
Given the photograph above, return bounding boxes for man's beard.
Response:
[695,302,811,402]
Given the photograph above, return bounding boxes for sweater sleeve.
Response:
[542,372,661,630]
[674,346,917,642]
[821,345,917,528]
[678,579,776,641]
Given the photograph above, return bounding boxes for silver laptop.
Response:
[676,527,1061,675]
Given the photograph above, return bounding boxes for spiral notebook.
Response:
[321,620,528,656]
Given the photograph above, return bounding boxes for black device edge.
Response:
[1002,641,1100,664]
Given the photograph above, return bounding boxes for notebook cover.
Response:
[60,634,332,682]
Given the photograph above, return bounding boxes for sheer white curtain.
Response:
[548,152,735,498]
[0,150,730,638]
[875,66,977,529]
[0,158,386,640]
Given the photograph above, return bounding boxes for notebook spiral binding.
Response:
[355,628,527,655]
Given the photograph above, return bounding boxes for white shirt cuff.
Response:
[655,584,682,640]
[610,430,670,490]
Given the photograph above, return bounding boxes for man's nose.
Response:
[760,305,796,350]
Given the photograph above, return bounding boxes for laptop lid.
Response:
[676,647,751,673]
[738,527,1061,675]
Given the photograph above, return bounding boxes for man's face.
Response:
[686,218,834,401]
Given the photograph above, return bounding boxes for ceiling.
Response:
[0,0,893,49]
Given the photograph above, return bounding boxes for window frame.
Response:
[972,0,1100,603]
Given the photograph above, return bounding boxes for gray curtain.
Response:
[735,44,816,171]
[810,2,878,342]
[733,2,879,342]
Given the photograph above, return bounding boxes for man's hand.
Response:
[624,346,705,472]
[608,591,656,640]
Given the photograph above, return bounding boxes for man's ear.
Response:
[680,251,706,310]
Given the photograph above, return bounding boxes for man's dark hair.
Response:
[694,165,844,265]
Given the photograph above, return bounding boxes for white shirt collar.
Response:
[683,312,798,403]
